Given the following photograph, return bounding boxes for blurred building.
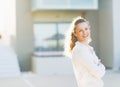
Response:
[1,0,120,73]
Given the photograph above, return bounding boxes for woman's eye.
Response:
[79,30,82,32]
[85,28,88,30]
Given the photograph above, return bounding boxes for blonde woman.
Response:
[64,16,105,87]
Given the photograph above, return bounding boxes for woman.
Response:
[64,16,105,87]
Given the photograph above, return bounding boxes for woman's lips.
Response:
[83,35,89,38]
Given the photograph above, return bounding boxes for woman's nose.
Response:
[83,30,87,35]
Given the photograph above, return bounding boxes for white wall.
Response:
[98,0,114,68]
[16,0,34,71]
[113,0,120,70]
[32,57,74,75]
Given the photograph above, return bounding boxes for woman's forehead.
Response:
[75,22,89,29]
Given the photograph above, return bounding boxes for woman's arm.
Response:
[72,47,105,79]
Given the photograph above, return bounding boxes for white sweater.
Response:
[72,41,105,87]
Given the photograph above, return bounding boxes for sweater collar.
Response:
[75,41,93,50]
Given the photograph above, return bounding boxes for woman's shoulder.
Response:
[72,41,88,53]
[74,41,87,49]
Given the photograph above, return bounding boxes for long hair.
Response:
[64,16,89,58]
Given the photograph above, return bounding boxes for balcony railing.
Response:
[31,0,98,11]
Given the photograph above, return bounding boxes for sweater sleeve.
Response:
[72,47,105,79]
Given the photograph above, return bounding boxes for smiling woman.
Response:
[64,16,105,87]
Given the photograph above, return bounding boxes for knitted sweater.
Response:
[72,41,105,87]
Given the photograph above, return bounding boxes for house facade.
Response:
[1,0,120,73]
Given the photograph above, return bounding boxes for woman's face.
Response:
[74,22,91,44]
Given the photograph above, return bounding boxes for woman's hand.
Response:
[97,59,101,66]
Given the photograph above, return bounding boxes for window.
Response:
[34,23,70,57]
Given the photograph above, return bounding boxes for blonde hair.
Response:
[64,16,89,58]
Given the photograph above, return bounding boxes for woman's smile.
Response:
[83,34,89,38]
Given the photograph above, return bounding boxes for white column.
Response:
[16,0,34,71]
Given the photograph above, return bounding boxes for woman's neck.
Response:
[78,41,89,45]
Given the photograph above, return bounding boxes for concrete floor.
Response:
[103,70,120,87]
[0,70,120,87]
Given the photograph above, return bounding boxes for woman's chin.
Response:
[83,38,92,44]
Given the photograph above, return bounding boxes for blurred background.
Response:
[0,0,120,87]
